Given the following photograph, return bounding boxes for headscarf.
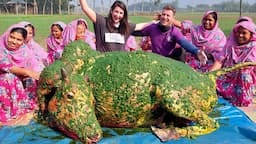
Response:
[45,21,66,65]
[62,18,96,50]
[236,16,253,24]
[18,21,47,71]
[223,21,256,66]
[226,16,254,47]
[187,10,226,61]
[46,21,66,52]
[0,23,40,72]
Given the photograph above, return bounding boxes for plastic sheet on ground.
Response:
[0,98,255,144]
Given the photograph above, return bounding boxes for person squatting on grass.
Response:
[62,18,96,50]
[216,20,256,107]
[132,5,208,64]
[0,24,41,123]
[45,21,66,66]
[174,10,227,72]
[19,21,47,72]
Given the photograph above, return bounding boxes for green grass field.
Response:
[0,13,255,49]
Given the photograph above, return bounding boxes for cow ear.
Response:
[61,68,68,81]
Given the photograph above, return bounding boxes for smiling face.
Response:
[7,31,25,50]
[51,25,63,39]
[235,26,252,45]
[202,14,216,30]
[111,6,124,25]
[160,9,174,27]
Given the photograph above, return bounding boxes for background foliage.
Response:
[0,0,256,14]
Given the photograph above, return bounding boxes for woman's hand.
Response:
[10,66,41,80]
[26,70,40,80]
[209,61,222,72]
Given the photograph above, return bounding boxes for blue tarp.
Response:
[0,98,255,144]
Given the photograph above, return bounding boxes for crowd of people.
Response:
[0,0,255,124]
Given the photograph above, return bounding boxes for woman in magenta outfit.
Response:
[175,10,226,72]
[62,18,96,50]
[18,21,47,72]
[217,21,256,107]
[45,21,66,65]
[0,24,40,123]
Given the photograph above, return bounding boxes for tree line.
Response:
[0,0,255,15]
[128,0,256,13]
[0,0,73,14]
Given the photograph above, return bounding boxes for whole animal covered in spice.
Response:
[36,41,256,144]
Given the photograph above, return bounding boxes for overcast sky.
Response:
[75,0,255,8]
[169,0,255,8]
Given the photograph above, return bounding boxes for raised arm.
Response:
[79,0,97,23]
[134,22,154,31]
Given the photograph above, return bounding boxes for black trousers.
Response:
[168,48,186,62]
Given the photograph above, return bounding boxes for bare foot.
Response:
[0,112,34,126]
[238,104,256,123]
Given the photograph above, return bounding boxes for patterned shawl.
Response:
[46,21,66,53]
[223,21,256,67]
[184,10,227,61]
[0,23,40,72]
[18,21,47,71]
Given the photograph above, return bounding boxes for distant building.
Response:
[0,0,34,14]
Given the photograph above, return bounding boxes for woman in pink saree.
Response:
[217,21,256,107]
[18,21,47,72]
[45,21,66,65]
[62,18,96,50]
[0,24,40,123]
[175,10,226,72]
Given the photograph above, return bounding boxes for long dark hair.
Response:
[106,0,129,35]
